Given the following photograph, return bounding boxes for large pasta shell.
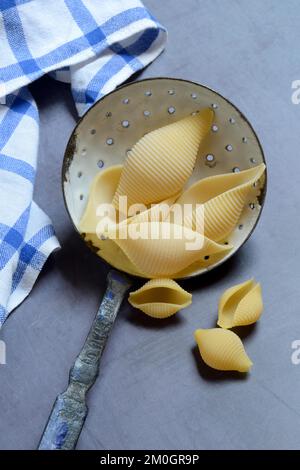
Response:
[217,279,263,328]
[84,232,143,277]
[129,278,192,318]
[112,108,214,210]
[102,193,180,241]
[127,193,180,225]
[172,250,230,278]
[79,165,122,233]
[176,163,265,241]
[108,221,232,278]
[194,328,253,372]
[80,164,178,238]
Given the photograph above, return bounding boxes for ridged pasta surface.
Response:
[112,108,214,210]
[176,164,265,241]
[128,194,180,225]
[108,221,232,277]
[218,279,263,328]
[84,232,144,277]
[194,328,253,372]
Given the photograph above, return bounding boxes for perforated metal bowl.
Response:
[62,77,267,278]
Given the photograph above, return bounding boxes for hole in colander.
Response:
[225,144,233,152]
[238,224,243,230]
[229,117,235,124]
[204,255,210,260]
[211,124,218,132]
[212,103,218,109]
[206,154,215,162]
[122,98,129,104]
[145,90,152,96]
[191,93,197,99]
[249,203,255,210]
[232,167,240,173]
[77,171,82,178]
[224,241,229,245]
[250,157,257,164]
[168,106,176,114]
[168,89,175,95]
[106,111,112,118]
[97,160,104,168]
[106,138,114,145]
[242,137,247,143]
[79,194,84,200]
[191,111,199,116]
[126,148,132,156]
[143,110,151,117]
[81,148,87,156]
[90,129,96,135]
[122,120,130,128]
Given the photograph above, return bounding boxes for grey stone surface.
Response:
[1,0,300,450]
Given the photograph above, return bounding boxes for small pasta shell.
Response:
[194,328,253,372]
[113,108,214,210]
[129,278,192,318]
[108,221,232,278]
[176,163,265,241]
[218,279,263,328]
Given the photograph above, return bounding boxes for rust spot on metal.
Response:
[84,236,99,254]
[63,132,77,182]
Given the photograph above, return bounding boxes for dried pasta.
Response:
[194,328,253,372]
[176,164,265,241]
[84,232,143,277]
[172,250,230,278]
[129,278,192,318]
[108,221,232,277]
[218,278,263,328]
[79,165,123,234]
[128,193,180,225]
[112,108,214,210]
[78,109,265,355]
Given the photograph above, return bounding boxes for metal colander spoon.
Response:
[38,77,266,449]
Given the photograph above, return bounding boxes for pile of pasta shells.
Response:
[79,108,266,373]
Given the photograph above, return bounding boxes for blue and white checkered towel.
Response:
[0,0,166,326]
